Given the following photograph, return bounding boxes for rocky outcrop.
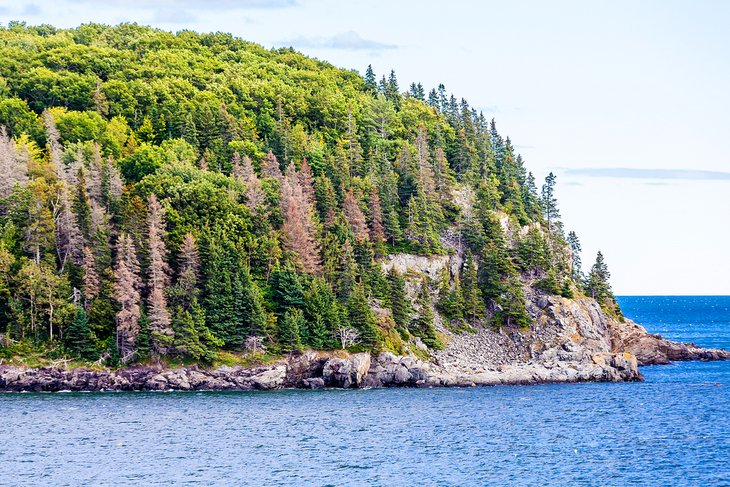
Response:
[322,352,371,388]
[608,318,730,365]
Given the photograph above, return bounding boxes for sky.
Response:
[1,0,729,295]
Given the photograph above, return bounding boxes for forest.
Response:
[0,22,620,366]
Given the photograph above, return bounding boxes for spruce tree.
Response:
[586,251,619,316]
[270,267,305,316]
[412,279,441,349]
[436,268,465,324]
[346,282,379,348]
[541,172,560,232]
[567,231,583,282]
[387,267,411,333]
[65,306,97,360]
[364,64,377,93]
[236,265,268,343]
[277,308,303,353]
[303,277,340,349]
[461,251,486,323]
[146,194,173,356]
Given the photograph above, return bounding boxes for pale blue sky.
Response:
[2,0,729,295]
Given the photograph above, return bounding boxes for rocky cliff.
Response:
[1,253,727,392]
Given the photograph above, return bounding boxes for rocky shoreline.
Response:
[1,293,727,393]
[0,349,640,393]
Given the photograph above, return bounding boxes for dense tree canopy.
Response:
[0,22,618,364]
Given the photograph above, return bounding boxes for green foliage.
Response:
[302,277,341,349]
[0,22,596,363]
[586,251,622,317]
[347,283,380,348]
[387,267,411,333]
[411,279,442,349]
[436,268,465,325]
[64,306,98,360]
[277,308,303,353]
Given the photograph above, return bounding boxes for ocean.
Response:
[1,296,728,486]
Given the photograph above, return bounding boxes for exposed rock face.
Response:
[431,292,643,384]
[382,253,462,281]
[608,318,730,365]
[322,353,371,388]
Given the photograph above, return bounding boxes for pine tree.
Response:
[146,194,173,356]
[113,234,141,361]
[461,251,485,323]
[346,282,379,348]
[541,172,560,232]
[412,279,441,349]
[343,188,369,242]
[364,64,377,93]
[65,306,97,359]
[387,267,411,333]
[277,308,303,353]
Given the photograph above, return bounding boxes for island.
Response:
[0,23,727,392]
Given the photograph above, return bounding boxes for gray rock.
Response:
[302,377,325,389]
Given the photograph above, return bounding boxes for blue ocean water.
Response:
[0,297,728,486]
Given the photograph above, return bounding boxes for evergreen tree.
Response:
[541,172,560,232]
[343,188,369,243]
[146,194,173,356]
[567,230,583,282]
[270,267,305,316]
[436,268,465,324]
[461,251,485,323]
[364,64,377,93]
[303,276,340,349]
[281,170,321,274]
[65,306,97,359]
[586,251,616,307]
[113,234,141,361]
[236,265,268,343]
[387,267,411,333]
[411,279,441,349]
[277,308,303,353]
[170,233,219,359]
[346,282,379,348]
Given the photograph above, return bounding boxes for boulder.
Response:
[250,364,286,390]
[302,377,325,390]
